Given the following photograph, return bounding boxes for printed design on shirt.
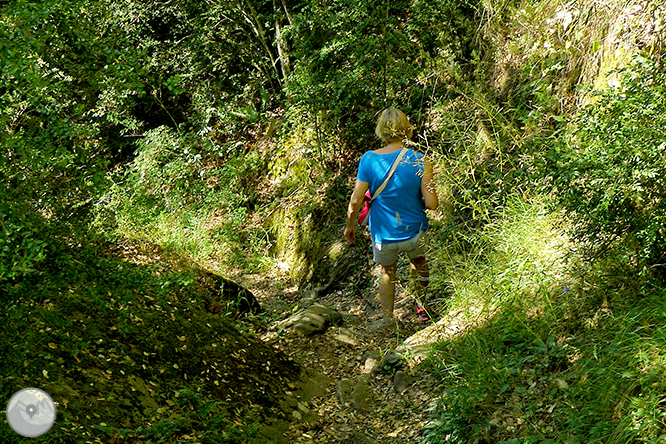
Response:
[400,153,424,176]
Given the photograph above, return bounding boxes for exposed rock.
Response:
[199,272,262,317]
[337,375,375,412]
[366,317,397,333]
[274,303,343,336]
[350,374,374,412]
[278,370,331,427]
[333,327,358,346]
[394,371,417,394]
[398,315,464,362]
[290,401,315,423]
[296,371,332,401]
[360,349,403,374]
[302,243,368,299]
[363,351,381,373]
[336,378,354,407]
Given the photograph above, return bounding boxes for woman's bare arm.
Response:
[344,179,369,244]
[421,159,439,210]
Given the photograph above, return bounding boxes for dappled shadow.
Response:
[419,271,666,443]
[279,157,375,293]
[1,234,304,443]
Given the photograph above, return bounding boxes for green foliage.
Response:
[0,200,49,282]
[1,0,111,205]
[427,196,569,310]
[98,126,264,267]
[423,198,568,442]
[424,197,666,444]
[285,0,479,149]
[550,55,666,273]
[4,0,666,442]
[426,95,521,227]
[408,0,478,62]
[105,0,290,131]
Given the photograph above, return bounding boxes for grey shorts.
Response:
[372,232,426,266]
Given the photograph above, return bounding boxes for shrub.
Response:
[550,54,666,274]
[0,199,50,283]
[285,0,479,150]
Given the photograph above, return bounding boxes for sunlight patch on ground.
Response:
[399,309,470,363]
[404,198,573,363]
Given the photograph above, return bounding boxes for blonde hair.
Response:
[375,108,413,144]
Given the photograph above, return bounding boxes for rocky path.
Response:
[233,266,453,444]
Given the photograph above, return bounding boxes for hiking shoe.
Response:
[415,304,431,322]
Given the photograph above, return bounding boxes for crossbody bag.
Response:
[358,148,407,226]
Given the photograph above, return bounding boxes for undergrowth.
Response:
[0,243,298,443]
[419,1,666,442]
[424,197,666,443]
[97,122,358,289]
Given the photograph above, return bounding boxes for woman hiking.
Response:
[344,108,438,325]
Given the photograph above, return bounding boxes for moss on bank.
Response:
[0,245,301,443]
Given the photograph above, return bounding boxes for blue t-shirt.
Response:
[357,149,429,245]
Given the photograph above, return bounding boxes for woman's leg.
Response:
[409,255,433,320]
[378,263,397,319]
[410,256,429,291]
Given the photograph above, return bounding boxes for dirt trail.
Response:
[233,266,446,444]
